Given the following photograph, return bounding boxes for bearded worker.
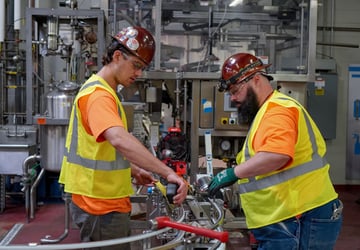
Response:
[208,53,343,249]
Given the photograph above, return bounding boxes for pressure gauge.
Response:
[220,140,231,151]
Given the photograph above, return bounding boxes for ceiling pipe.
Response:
[316,42,359,48]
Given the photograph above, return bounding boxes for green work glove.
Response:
[208,168,238,197]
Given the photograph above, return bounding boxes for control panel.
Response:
[214,90,249,131]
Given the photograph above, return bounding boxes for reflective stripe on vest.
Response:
[239,96,327,194]
[64,81,129,170]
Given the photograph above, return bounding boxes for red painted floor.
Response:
[0,185,359,249]
[334,185,360,250]
[0,201,79,245]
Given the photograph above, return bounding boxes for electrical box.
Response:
[307,73,338,139]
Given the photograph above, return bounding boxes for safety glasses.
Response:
[228,74,255,95]
[121,52,147,72]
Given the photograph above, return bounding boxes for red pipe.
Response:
[154,216,229,243]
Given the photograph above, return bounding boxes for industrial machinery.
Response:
[0,0,323,248]
[128,179,232,250]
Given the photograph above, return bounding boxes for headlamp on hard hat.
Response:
[217,78,231,92]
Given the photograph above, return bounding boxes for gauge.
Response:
[220,140,231,151]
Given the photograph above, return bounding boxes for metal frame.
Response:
[307,0,318,82]
[25,8,105,124]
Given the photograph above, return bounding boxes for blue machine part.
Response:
[354,99,360,119]
[354,134,360,155]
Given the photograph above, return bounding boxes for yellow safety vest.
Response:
[236,90,337,229]
[59,75,133,199]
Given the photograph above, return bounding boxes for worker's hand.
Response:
[131,165,157,186]
[166,173,188,205]
[208,168,238,197]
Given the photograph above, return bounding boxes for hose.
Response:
[0,228,170,250]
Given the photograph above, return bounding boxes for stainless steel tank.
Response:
[46,81,79,119]
[40,81,79,172]
[40,125,68,172]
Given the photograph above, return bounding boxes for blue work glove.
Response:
[208,168,238,197]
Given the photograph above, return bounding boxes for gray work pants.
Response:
[70,201,131,250]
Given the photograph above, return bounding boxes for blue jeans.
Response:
[251,199,343,250]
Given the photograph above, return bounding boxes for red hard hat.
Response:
[218,53,273,92]
[112,26,156,65]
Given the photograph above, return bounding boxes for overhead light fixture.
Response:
[229,0,243,7]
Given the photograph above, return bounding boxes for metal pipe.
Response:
[149,197,225,250]
[208,4,213,61]
[153,211,186,249]
[30,167,45,219]
[21,154,41,223]
[40,192,70,244]
[28,0,35,8]
[175,73,182,127]
[158,198,225,249]
[0,0,5,43]
[0,227,170,250]
[317,26,360,32]
[154,0,161,70]
[47,16,59,51]
[149,231,186,250]
[299,0,305,73]
[208,198,225,228]
[307,0,317,82]
[14,0,21,30]
[316,42,359,48]
[320,0,326,58]
[0,44,5,122]
[112,0,116,34]
[150,216,229,242]
[330,0,335,57]
[183,80,188,135]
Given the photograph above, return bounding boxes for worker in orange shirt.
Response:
[59,26,188,250]
[208,53,343,249]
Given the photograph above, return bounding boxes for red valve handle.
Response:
[155,216,229,243]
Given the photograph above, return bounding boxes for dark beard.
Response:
[237,87,259,125]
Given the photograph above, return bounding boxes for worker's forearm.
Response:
[104,126,173,178]
[234,151,291,179]
[126,139,173,178]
